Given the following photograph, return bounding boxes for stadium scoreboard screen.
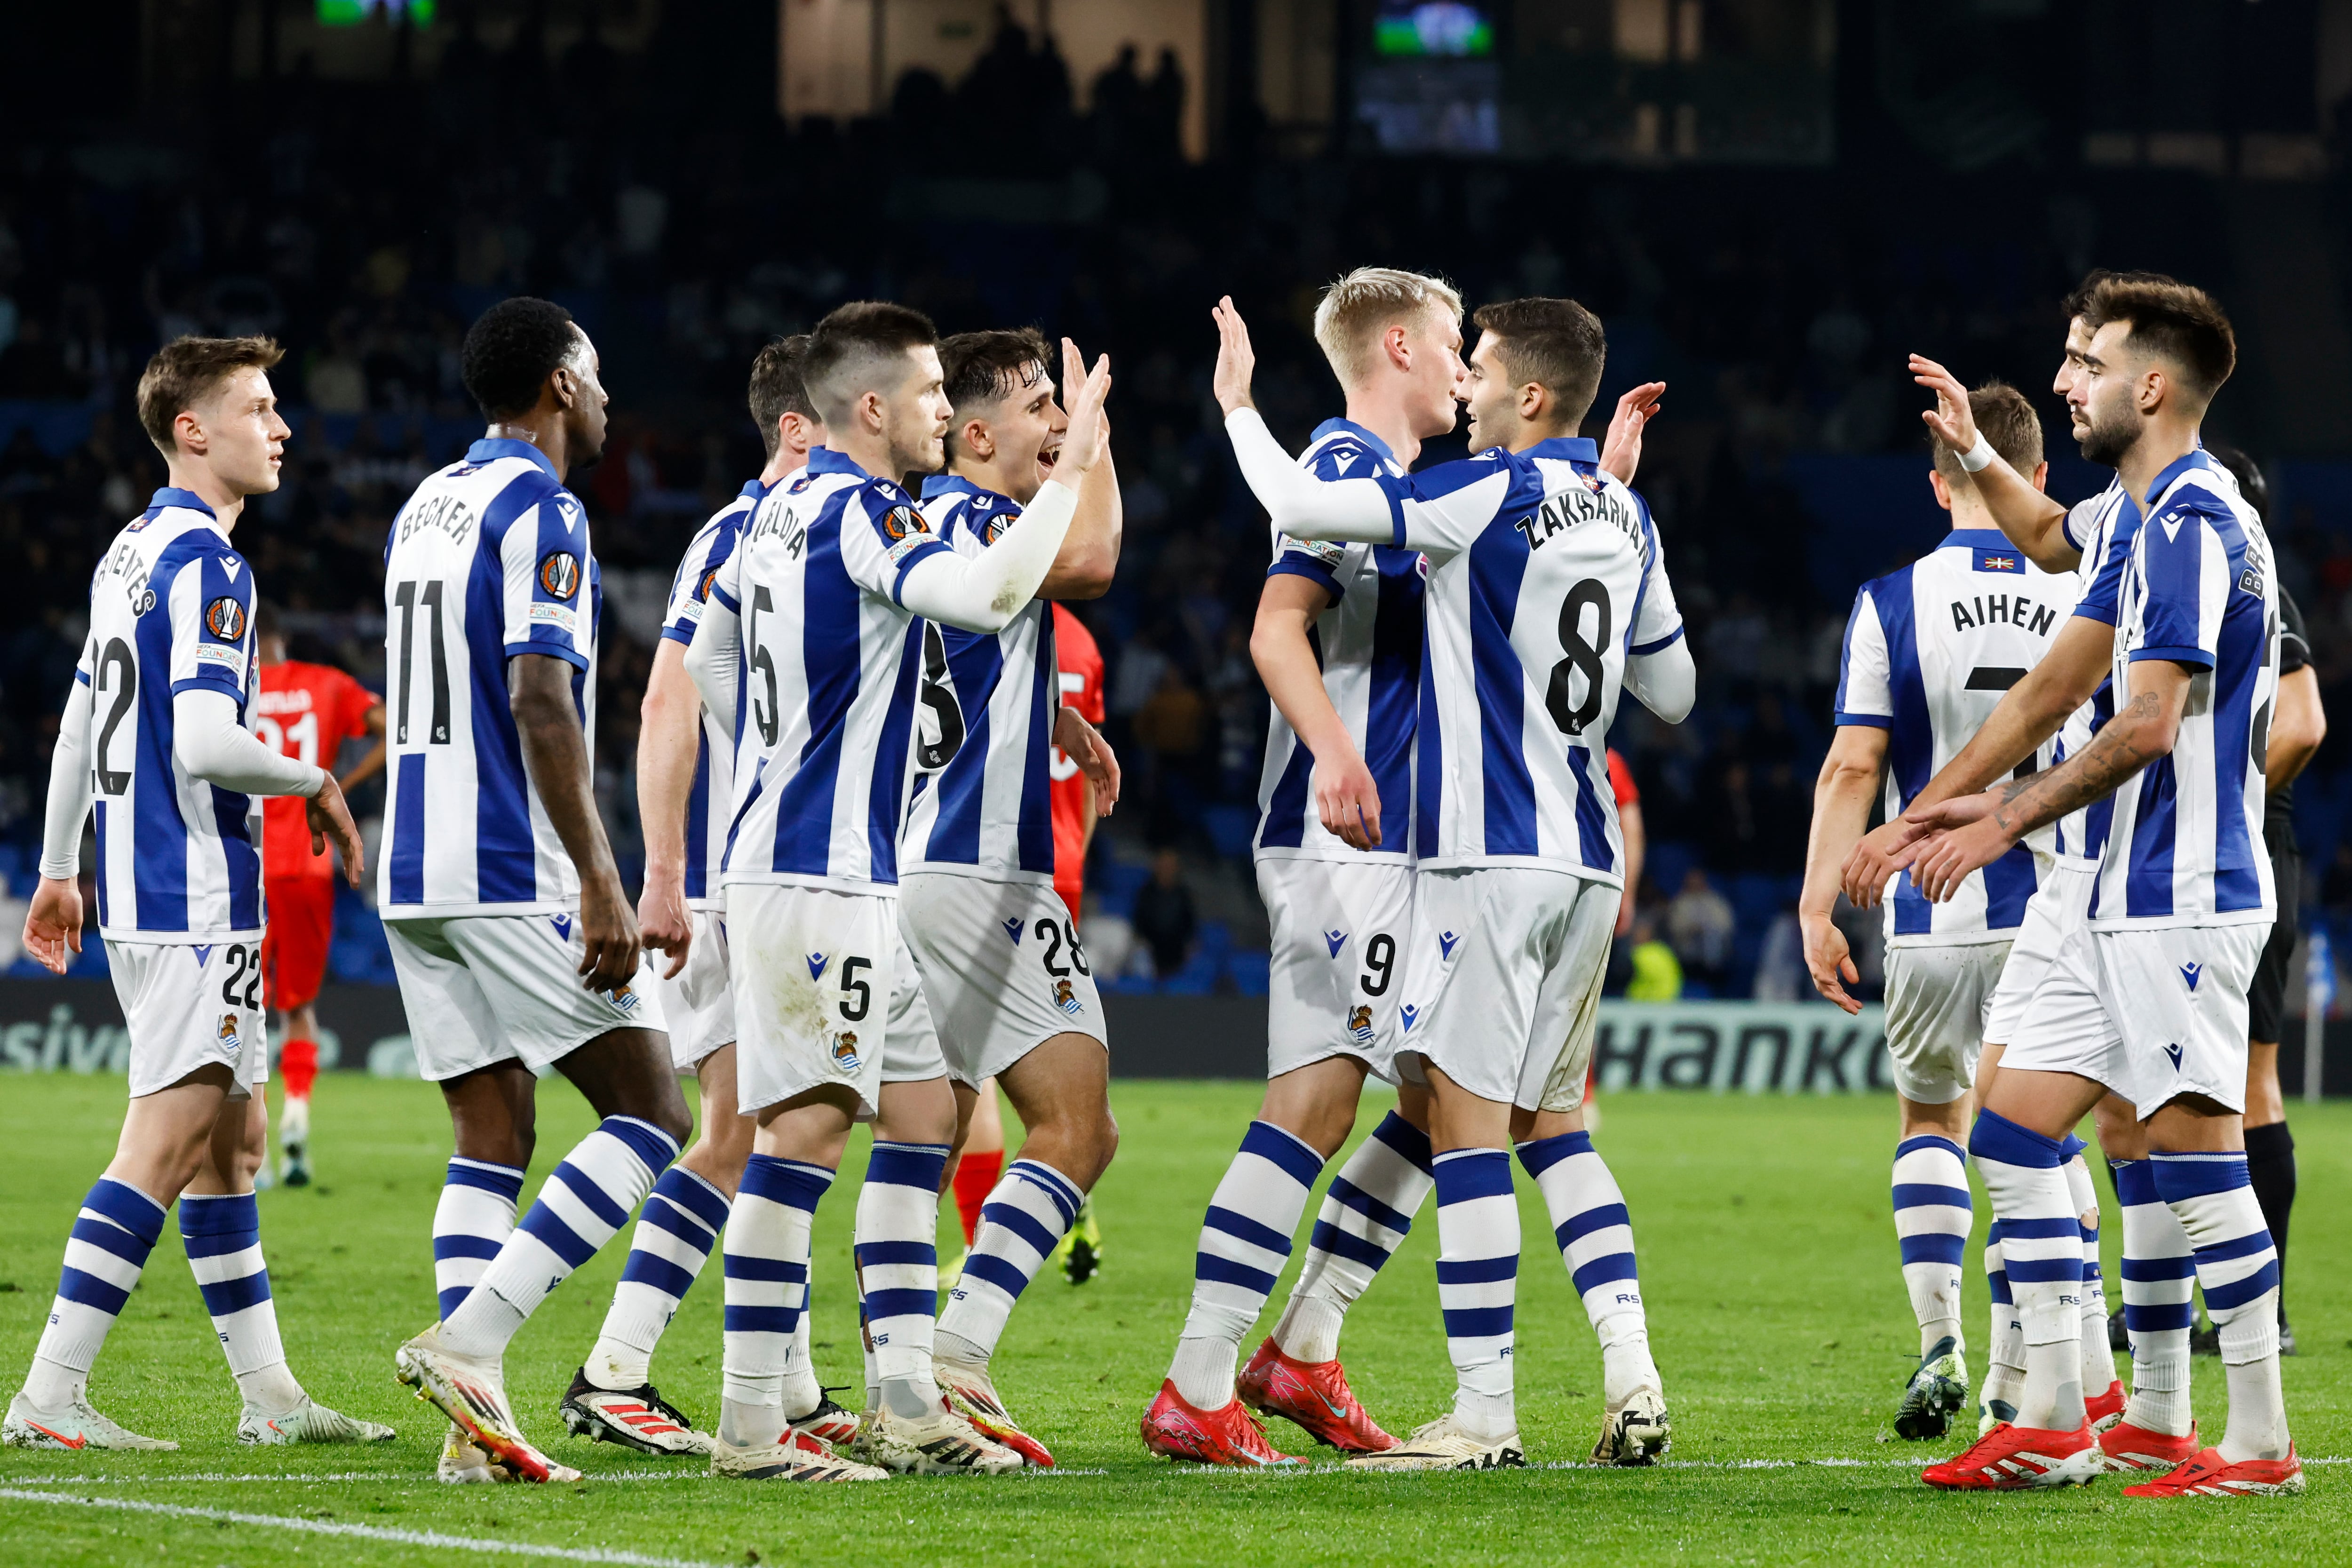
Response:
[317,0,436,24]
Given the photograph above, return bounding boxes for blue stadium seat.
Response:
[1227,947,1271,996]
[1646,840,1695,899]
[1094,861,1151,919]
[1200,804,1257,860]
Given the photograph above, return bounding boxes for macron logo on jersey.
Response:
[2164,1043,2185,1070]
[806,952,828,980]
[1324,929,1347,957]
[2180,963,2201,992]
[1438,930,1461,960]
[1003,918,1024,946]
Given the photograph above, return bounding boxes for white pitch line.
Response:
[0,1488,726,1567]
[0,1464,1111,1486]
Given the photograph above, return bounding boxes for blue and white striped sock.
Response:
[179,1193,302,1410]
[1271,1111,1433,1364]
[2150,1150,2289,1462]
[2058,1144,2118,1394]
[1517,1130,1659,1406]
[2113,1157,2195,1437]
[1970,1111,2082,1432]
[439,1116,679,1361]
[432,1158,523,1320]
[1980,1221,2024,1420]
[1891,1134,1971,1357]
[720,1154,831,1446]
[1169,1121,1326,1408]
[937,1159,1083,1367]
[856,1141,951,1416]
[1433,1148,1518,1441]
[21,1179,166,1409]
[586,1165,731,1391]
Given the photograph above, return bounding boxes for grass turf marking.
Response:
[0,1487,728,1566]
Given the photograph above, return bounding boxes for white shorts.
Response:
[654,910,738,1071]
[385,912,666,1082]
[1981,858,2098,1048]
[1882,939,2010,1105]
[898,872,1105,1089]
[2005,920,2271,1116]
[1391,866,1616,1113]
[1255,856,1414,1083]
[109,938,270,1100]
[727,883,946,1117]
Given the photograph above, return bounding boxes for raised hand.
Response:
[1909,354,1977,456]
[1211,296,1257,415]
[1599,381,1666,485]
[1057,341,1114,475]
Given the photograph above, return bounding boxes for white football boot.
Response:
[1593,1385,1672,1465]
[853,1401,1024,1475]
[239,1395,397,1445]
[4,1391,176,1451]
[437,1422,516,1484]
[709,1422,889,1482]
[395,1322,579,1484]
[1345,1413,1526,1472]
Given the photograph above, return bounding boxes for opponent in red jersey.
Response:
[1583,748,1645,1130]
[950,605,1112,1278]
[253,603,385,1186]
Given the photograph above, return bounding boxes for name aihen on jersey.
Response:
[1835,531,2077,941]
[379,438,602,916]
[2096,449,2278,928]
[85,488,265,939]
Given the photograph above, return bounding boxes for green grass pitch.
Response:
[0,1075,2343,1565]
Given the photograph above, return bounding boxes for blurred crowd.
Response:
[6,9,2352,1001]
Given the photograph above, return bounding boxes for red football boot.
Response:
[2084,1380,2126,1432]
[2124,1446,2305,1498]
[1921,1422,2099,1490]
[2098,1419,2201,1474]
[1141,1380,1301,1468]
[1235,1338,1398,1453]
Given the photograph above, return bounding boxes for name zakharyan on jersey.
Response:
[1949,591,2060,636]
[1515,481,1647,565]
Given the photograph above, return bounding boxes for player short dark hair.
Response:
[460,296,581,421]
[2206,443,2269,520]
[1930,381,2042,485]
[802,301,939,427]
[939,328,1053,459]
[2081,275,2235,402]
[748,335,819,459]
[1470,298,1607,428]
[135,335,284,456]
[2059,269,2172,324]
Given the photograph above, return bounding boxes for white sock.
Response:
[1271,1111,1431,1365]
[1891,1134,1971,1359]
[1970,1113,2082,1432]
[585,1166,730,1391]
[936,1159,1083,1366]
[439,1117,677,1362]
[785,1256,822,1422]
[2113,1158,2195,1437]
[1168,1121,1325,1408]
[178,1193,302,1411]
[856,1141,951,1417]
[279,1097,311,1147]
[1433,1149,1518,1442]
[22,1179,166,1409]
[2059,1149,2118,1394]
[432,1158,522,1321]
[1980,1223,2024,1421]
[1517,1131,1658,1406]
[719,1154,830,1449]
[2150,1151,2289,1462]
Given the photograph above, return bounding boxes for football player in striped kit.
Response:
[684,302,1112,1481]
[7,336,388,1453]
[1214,294,1694,1471]
[901,328,1123,1467]
[1798,382,2074,1440]
[1904,277,2302,1498]
[382,298,694,1487]
[559,335,858,1457]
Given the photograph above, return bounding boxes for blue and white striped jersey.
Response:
[899,475,1058,884]
[1834,531,2076,943]
[2093,449,2278,928]
[378,438,603,917]
[709,447,953,892]
[1253,418,1426,863]
[661,479,765,910]
[81,489,264,940]
[2049,482,2140,865]
[1368,438,1682,882]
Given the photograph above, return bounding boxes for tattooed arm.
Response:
[1903,660,2192,903]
